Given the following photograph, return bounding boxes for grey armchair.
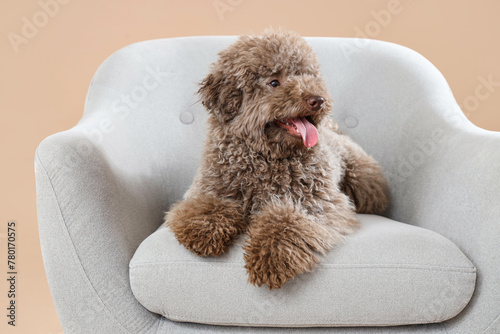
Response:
[36,36,500,333]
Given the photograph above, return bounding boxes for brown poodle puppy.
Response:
[165,30,389,289]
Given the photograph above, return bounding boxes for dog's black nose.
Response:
[307,96,324,111]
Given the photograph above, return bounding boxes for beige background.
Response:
[1,0,499,333]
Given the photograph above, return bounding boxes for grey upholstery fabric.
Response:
[130,214,475,327]
[35,36,500,334]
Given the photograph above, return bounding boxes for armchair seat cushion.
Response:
[129,214,476,327]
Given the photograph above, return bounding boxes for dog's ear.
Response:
[198,67,243,123]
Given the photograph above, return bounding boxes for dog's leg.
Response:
[165,195,246,256]
[339,136,389,214]
[243,197,357,289]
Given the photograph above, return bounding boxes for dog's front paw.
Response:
[243,206,322,289]
[243,233,318,289]
[172,217,238,256]
[165,196,245,256]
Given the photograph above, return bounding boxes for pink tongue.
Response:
[291,117,318,147]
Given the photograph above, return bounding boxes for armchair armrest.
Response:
[385,113,500,334]
[325,39,500,333]
[36,130,162,334]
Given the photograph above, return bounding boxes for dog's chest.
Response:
[216,148,338,209]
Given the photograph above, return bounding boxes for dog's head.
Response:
[199,29,333,156]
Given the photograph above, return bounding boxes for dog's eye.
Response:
[269,80,280,88]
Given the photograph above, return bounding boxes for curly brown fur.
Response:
[243,198,353,289]
[165,196,246,256]
[339,137,390,214]
[165,29,389,289]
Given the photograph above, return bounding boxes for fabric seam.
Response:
[483,312,500,333]
[130,261,476,273]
